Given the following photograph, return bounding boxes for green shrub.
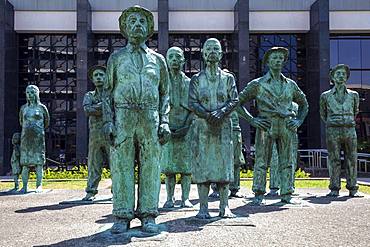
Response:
[29,165,111,180]
[29,165,310,181]
[239,168,310,179]
[294,168,311,178]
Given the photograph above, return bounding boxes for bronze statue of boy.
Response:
[82,65,110,201]
[320,64,362,197]
[237,47,308,205]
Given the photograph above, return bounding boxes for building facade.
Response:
[0,0,369,174]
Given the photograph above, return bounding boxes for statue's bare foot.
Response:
[19,187,27,194]
[180,199,193,208]
[195,209,211,219]
[326,190,339,197]
[35,186,43,193]
[219,206,236,218]
[230,191,244,198]
[349,191,364,198]
[110,220,129,234]
[209,191,219,198]
[163,200,175,208]
[82,193,96,201]
[142,217,159,233]
[249,195,264,206]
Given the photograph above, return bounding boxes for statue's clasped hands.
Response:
[158,123,171,145]
[206,108,226,125]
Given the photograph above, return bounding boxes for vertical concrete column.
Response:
[158,0,169,56]
[306,0,330,148]
[0,0,18,175]
[76,0,93,161]
[234,0,251,152]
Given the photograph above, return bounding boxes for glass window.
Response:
[338,39,361,69]
[330,40,338,67]
[347,70,362,87]
[362,71,370,87]
[361,40,370,69]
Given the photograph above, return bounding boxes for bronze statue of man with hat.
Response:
[320,64,362,197]
[82,65,110,201]
[102,6,170,233]
[237,47,308,205]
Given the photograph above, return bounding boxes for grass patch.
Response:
[0,180,88,191]
[240,179,370,194]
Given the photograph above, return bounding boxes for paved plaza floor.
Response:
[0,183,369,247]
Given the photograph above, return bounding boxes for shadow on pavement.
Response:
[36,214,219,246]
[15,202,89,213]
[302,195,352,205]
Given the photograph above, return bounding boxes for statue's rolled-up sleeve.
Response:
[221,74,239,115]
[293,82,309,122]
[319,94,327,123]
[353,92,359,116]
[158,55,170,124]
[103,54,115,125]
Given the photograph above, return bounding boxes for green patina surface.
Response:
[320,64,360,197]
[237,47,308,204]
[83,65,110,201]
[162,46,193,209]
[188,38,239,218]
[102,5,170,233]
[19,85,50,194]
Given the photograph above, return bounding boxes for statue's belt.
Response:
[114,103,158,110]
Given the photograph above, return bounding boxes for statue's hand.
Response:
[207,110,225,125]
[158,123,171,145]
[172,126,189,138]
[251,117,271,131]
[287,118,302,131]
[103,122,116,146]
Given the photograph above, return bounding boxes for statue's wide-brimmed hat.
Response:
[119,5,154,39]
[330,64,350,80]
[262,47,289,65]
[88,65,106,81]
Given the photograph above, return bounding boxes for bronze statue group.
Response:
[10,6,363,235]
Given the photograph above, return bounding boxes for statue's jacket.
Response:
[319,87,359,128]
[104,43,170,146]
[239,71,307,121]
[189,68,239,184]
[161,72,192,174]
[83,90,104,133]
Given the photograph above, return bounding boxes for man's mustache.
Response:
[132,27,144,33]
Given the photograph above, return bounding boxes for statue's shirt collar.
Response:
[330,85,349,95]
[126,42,150,54]
[262,71,288,84]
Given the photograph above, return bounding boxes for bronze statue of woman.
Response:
[19,85,49,193]
[189,38,239,218]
